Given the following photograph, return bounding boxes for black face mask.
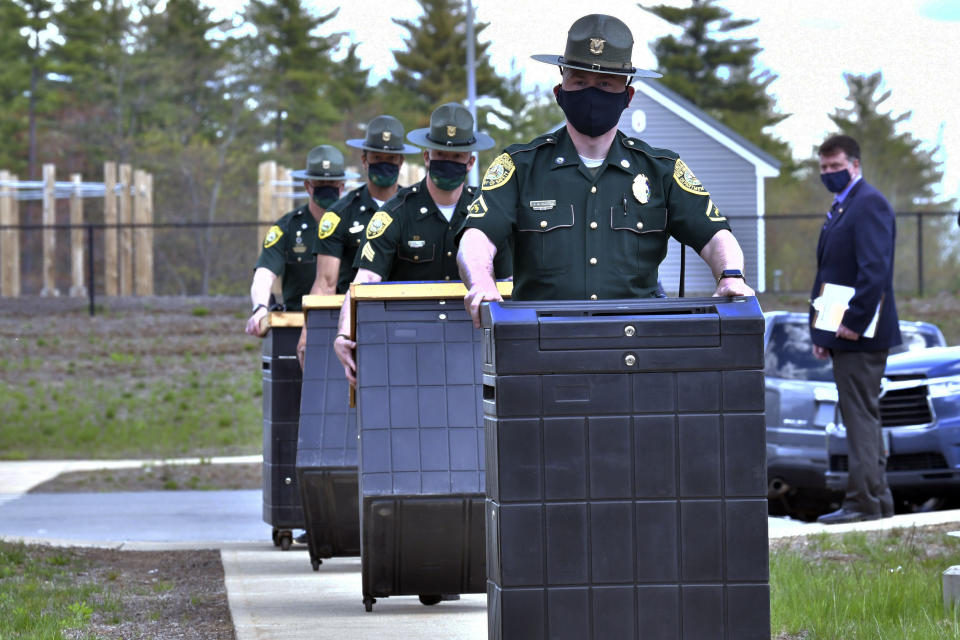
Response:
[428,159,468,191]
[820,168,851,194]
[311,185,339,208]
[555,85,631,137]
[368,161,400,187]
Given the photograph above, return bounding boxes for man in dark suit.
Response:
[810,134,901,524]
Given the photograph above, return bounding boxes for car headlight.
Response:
[928,374,960,399]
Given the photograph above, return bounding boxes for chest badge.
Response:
[407,235,426,249]
[632,174,650,205]
[349,222,364,234]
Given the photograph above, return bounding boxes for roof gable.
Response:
[632,79,780,178]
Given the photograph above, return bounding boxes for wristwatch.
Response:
[252,303,268,313]
[716,269,745,285]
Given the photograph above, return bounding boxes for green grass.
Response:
[0,541,110,639]
[0,369,262,459]
[0,307,265,460]
[771,526,960,639]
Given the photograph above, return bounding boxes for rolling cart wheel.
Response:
[279,532,292,551]
[419,594,442,606]
[311,559,321,571]
[271,528,280,547]
[363,595,376,612]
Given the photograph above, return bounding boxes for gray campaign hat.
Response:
[406,103,495,152]
[531,14,661,79]
[346,115,420,154]
[290,145,361,181]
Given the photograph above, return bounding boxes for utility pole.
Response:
[465,0,479,187]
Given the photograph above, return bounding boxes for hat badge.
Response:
[382,131,391,142]
[446,125,457,138]
[321,160,331,169]
[589,38,605,55]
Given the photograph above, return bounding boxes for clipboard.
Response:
[811,283,880,338]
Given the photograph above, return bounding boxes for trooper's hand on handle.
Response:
[296,327,307,369]
[712,278,755,298]
[464,284,503,329]
[333,334,358,386]
[245,307,269,336]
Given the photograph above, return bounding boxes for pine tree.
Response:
[47,0,131,172]
[639,0,790,163]
[829,72,942,212]
[242,0,341,155]
[389,0,526,167]
[0,0,32,174]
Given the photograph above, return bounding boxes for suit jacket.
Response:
[809,179,901,352]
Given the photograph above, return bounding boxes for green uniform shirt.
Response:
[460,127,731,300]
[253,205,318,310]
[357,178,512,282]
[314,184,379,293]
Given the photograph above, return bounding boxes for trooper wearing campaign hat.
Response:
[456,13,755,326]
[296,116,421,366]
[246,145,359,337]
[310,116,420,296]
[331,103,512,386]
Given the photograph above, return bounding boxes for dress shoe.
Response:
[817,508,881,525]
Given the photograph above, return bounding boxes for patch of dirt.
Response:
[28,462,262,493]
[45,544,234,640]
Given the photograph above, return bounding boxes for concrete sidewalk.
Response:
[2,458,959,640]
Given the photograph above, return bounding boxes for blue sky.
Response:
[208,0,960,204]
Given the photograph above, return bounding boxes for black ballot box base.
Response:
[296,300,359,570]
[361,495,486,610]
[296,466,360,569]
[482,298,770,640]
[261,326,305,543]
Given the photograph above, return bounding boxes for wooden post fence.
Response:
[134,170,154,296]
[69,173,87,297]
[104,161,118,297]
[41,163,59,297]
[0,170,20,297]
[0,162,152,298]
[118,163,133,296]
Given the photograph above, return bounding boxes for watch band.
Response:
[716,269,744,284]
[252,303,268,313]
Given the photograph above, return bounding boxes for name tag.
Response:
[407,240,426,248]
[349,223,364,234]
[530,199,556,211]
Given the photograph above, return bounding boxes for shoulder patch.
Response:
[317,211,341,239]
[467,194,488,219]
[704,198,727,222]
[673,159,709,196]
[481,153,516,191]
[365,211,393,239]
[263,225,283,248]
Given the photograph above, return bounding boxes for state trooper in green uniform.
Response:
[332,103,512,384]
[313,115,421,294]
[295,116,421,366]
[245,145,358,336]
[457,13,755,327]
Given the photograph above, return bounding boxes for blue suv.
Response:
[763,311,948,520]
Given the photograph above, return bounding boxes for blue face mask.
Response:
[311,185,339,208]
[820,168,851,194]
[555,85,631,137]
[368,161,400,187]
[428,159,468,191]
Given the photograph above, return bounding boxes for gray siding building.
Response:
[621,80,780,293]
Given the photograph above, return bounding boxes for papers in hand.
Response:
[811,283,880,339]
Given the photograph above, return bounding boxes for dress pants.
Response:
[831,348,895,516]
